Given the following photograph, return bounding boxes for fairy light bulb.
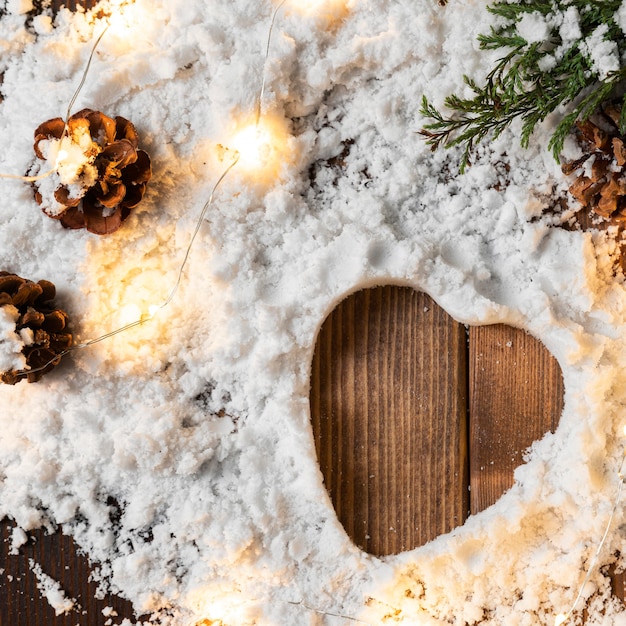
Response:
[231,124,272,171]
[226,114,293,182]
[117,301,160,328]
[98,1,155,56]
[554,614,567,626]
[106,2,138,37]
[118,303,142,327]
[286,0,348,20]
[295,0,327,10]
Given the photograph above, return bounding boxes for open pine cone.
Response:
[0,272,72,384]
[562,102,626,220]
[33,108,152,235]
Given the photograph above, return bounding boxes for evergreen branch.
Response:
[620,94,626,135]
[420,0,626,171]
[548,71,626,158]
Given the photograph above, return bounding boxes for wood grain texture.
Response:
[0,520,136,626]
[50,0,97,11]
[468,324,564,514]
[310,286,624,615]
[310,287,469,555]
[311,288,567,555]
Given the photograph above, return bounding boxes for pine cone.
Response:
[32,108,152,235]
[0,272,72,384]
[562,102,626,220]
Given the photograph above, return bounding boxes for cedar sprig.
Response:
[419,0,626,172]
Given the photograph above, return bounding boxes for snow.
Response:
[617,1,626,36]
[582,24,621,81]
[0,305,27,374]
[536,6,583,73]
[0,0,626,625]
[517,12,551,45]
[29,559,77,616]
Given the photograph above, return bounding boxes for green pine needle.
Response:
[419,0,626,173]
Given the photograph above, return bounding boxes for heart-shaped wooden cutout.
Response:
[310,285,564,556]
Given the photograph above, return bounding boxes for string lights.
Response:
[12,151,239,379]
[3,0,349,388]
[226,113,291,181]
[6,0,292,380]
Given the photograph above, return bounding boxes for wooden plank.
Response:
[50,0,97,11]
[468,324,564,514]
[0,519,136,625]
[469,324,626,610]
[310,286,469,555]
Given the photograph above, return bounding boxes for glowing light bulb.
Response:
[285,0,348,20]
[622,424,626,437]
[118,303,142,327]
[555,613,567,626]
[107,8,133,36]
[225,114,292,182]
[117,302,161,329]
[98,1,155,54]
[53,147,71,177]
[296,0,329,10]
[231,125,272,171]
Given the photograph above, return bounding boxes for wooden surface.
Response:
[0,522,135,626]
[468,324,563,513]
[310,285,625,617]
[311,288,564,553]
[310,288,468,554]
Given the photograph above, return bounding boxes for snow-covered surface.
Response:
[1,0,626,624]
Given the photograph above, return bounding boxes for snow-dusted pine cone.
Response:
[562,102,626,220]
[32,108,152,235]
[0,272,72,384]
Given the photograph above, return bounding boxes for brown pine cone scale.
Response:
[33,108,152,235]
[0,272,72,385]
[562,102,626,221]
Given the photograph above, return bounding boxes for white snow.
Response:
[0,0,625,625]
[0,304,27,374]
[616,1,626,37]
[517,12,551,45]
[582,24,621,81]
[29,559,77,616]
